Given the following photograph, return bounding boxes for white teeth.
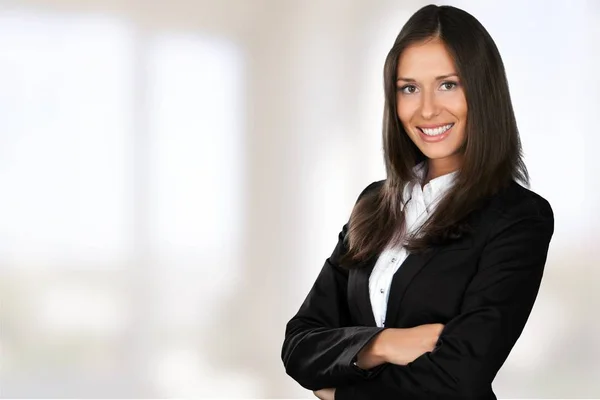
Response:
[420,123,454,136]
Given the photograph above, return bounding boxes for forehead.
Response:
[397,39,456,77]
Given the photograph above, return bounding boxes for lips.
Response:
[416,123,455,143]
[417,123,454,136]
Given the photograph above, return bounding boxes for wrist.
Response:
[371,328,393,363]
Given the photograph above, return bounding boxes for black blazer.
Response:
[281,179,554,400]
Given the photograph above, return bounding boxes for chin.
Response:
[419,149,459,160]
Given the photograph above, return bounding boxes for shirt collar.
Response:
[402,161,458,208]
[425,167,458,197]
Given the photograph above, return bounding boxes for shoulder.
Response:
[487,180,553,222]
[481,181,554,246]
[356,178,553,226]
[355,179,386,202]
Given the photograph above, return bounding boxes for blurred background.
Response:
[0,0,598,398]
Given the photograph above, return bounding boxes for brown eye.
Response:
[440,81,458,91]
[398,85,418,94]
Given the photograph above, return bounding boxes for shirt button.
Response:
[391,257,396,263]
[380,288,384,293]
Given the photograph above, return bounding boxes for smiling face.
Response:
[396,38,468,176]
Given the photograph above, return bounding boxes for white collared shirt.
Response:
[369,162,458,327]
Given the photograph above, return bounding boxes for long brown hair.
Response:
[341,4,528,266]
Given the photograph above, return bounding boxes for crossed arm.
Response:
[282,196,554,399]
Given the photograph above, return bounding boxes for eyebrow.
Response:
[396,73,459,82]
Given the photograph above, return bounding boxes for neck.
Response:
[423,156,461,185]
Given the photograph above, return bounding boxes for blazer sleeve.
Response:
[335,196,555,400]
[281,182,387,391]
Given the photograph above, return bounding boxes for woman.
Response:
[281,4,554,400]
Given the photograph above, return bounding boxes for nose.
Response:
[420,90,440,120]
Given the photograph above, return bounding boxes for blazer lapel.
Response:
[384,247,440,326]
[347,246,443,327]
[347,256,378,327]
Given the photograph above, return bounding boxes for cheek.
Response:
[451,93,468,119]
[456,103,468,120]
[396,98,416,125]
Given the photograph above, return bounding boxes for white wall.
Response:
[0,0,598,398]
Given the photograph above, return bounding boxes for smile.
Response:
[417,123,454,136]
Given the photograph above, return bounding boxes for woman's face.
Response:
[396,38,467,169]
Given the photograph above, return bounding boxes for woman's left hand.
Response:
[313,388,336,400]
